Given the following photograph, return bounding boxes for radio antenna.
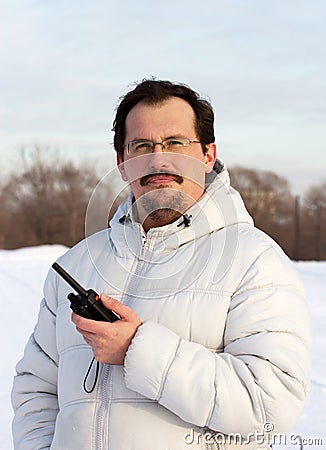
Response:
[52,262,87,296]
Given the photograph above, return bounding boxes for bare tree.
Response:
[0,148,123,248]
[1,152,323,259]
[300,180,326,260]
[229,166,295,257]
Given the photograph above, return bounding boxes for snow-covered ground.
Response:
[0,246,325,449]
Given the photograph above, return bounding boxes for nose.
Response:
[148,143,170,170]
[152,142,165,153]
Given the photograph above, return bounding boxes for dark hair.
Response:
[112,78,215,160]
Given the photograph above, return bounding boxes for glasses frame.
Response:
[123,137,202,156]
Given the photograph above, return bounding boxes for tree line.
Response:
[0,150,325,260]
[229,167,325,261]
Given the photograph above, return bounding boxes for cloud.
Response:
[0,0,325,191]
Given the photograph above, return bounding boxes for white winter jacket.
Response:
[12,168,311,450]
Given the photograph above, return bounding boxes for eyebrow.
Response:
[165,134,189,140]
[131,134,190,142]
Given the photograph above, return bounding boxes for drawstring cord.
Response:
[83,357,99,393]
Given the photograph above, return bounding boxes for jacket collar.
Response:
[109,165,253,257]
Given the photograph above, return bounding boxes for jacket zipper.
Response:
[124,231,155,296]
[94,229,150,449]
[95,364,110,449]
[202,427,222,450]
[206,441,221,450]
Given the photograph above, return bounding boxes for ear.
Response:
[204,143,217,173]
[117,153,128,182]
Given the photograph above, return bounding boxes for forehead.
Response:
[125,97,196,140]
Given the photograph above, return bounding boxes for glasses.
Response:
[123,137,202,156]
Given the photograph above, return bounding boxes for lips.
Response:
[147,175,176,184]
[140,172,183,186]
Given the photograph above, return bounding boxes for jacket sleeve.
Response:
[11,271,59,450]
[124,245,311,437]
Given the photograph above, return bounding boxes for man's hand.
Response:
[71,294,142,365]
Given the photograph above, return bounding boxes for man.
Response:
[12,79,311,449]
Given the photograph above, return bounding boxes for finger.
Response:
[72,322,96,346]
[100,294,135,320]
[71,312,106,333]
[82,332,93,346]
[71,312,80,325]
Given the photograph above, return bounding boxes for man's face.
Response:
[117,96,216,230]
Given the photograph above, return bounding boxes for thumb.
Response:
[100,294,133,320]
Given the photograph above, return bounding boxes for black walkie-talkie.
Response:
[52,262,119,323]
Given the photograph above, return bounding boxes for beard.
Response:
[139,187,190,225]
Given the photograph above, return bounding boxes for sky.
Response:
[1,0,325,194]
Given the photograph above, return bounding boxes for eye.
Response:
[132,140,153,151]
[165,138,188,147]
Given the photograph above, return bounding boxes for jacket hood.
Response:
[109,164,253,257]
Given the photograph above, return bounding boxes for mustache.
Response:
[140,171,184,186]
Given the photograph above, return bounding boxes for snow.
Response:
[0,246,325,449]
